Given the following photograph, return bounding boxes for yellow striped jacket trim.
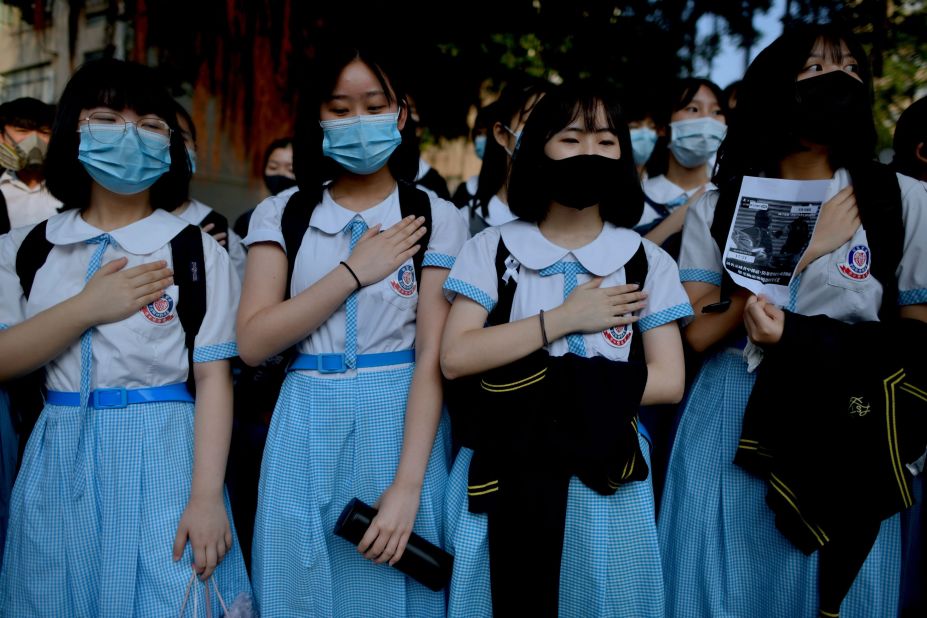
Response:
[480,368,547,393]
[884,369,913,507]
[770,473,829,546]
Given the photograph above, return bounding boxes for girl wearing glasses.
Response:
[0,59,250,615]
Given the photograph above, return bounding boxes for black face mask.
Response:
[540,154,623,210]
[794,70,870,147]
[264,174,297,195]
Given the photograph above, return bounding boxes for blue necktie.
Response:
[343,217,368,368]
[539,260,590,356]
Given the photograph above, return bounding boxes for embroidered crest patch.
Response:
[141,292,175,324]
[603,324,633,348]
[389,264,417,297]
[838,244,871,281]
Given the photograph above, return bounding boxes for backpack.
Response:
[7,221,207,465]
[706,162,904,321]
[231,182,433,421]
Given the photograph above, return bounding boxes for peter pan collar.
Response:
[309,185,402,234]
[45,208,190,255]
[499,219,642,276]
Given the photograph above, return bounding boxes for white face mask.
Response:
[668,117,727,168]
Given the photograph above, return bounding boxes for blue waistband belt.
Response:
[289,349,415,374]
[46,382,194,409]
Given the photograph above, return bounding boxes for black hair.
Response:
[471,101,497,140]
[262,137,294,171]
[507,82,644,228]
[173,100,196,144]
[44,58,191,211]
[0,97,55,131]
[714,22,875,187]
[474,76,550,218]
[892,97,927,179]
[293,44,418,205]
[646,77,727,177]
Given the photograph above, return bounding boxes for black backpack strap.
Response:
[848,162,904,321]
[15,220,53,300]
[0,189,9,235]
[199,209,230,253]
[487,236,517,327]
[623,243,649,362]
[397,181,433,285]
[280,190,316,300]
[170,224,207,395]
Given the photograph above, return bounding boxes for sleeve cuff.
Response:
[242,229,286,251]
[443,277,496,312]
[193,342,239,363]
[679,269,721,286]
[0,324,8,330]
[639,303,694,332]
[899,289,927,306]
[422,252,456,269]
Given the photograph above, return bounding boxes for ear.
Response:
[492,121,509,149]
[397,100,408,132]
[916,141,927,166]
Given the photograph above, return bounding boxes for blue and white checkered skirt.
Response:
[0,390,14,566]
[251,365,451,618]
[0,400,252,617]
[444,432,664,618]
[658,348,901,618]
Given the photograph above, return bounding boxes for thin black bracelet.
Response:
[538,309,550,348]
[340,261,362,291]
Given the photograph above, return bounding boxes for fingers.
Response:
[193,542,207,578]
[201,222,215,234]
[401,225,428,251]
[576,277,604,290]
[357,522,380,556]
[384,215,424,239]
[123,260,169,279]
[212,232,228,246]
[603,283,641,296]
[172,525,188,561]
[96,257,129,276]
[375,531,401,565]
[397,244,422,264]
[201,544,218,580]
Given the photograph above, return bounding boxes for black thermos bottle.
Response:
[334,497,454,592]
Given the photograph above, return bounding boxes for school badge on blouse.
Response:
[141,292,176,324]
[603,324,633,348]
[838,244,871,281]
[390,264,417,297]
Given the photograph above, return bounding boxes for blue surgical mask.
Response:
[186,147,197,175]
[668,117,727,168]
[629,127,658,166]
[503,125,522,157]
[320,112,402,175]
[78,124,171,195]
[474,135,487,160]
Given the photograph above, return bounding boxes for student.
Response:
[450,101,497,210]
[172,101,247,281]
[658,23,927,618]
[0,58,250,616]
[232,138,296,240]
[624,90,659,180]
[239,45,467,617]
[637,78,728,254]
[440,82,690,617]
[466,76,548,234]
[0,97,61,232]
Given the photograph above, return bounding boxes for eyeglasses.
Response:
[78,111,173,150]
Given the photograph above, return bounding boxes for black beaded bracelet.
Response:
[538,309,550,348]
[340,261,362,291]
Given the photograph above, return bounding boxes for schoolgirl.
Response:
[440,83,692,617]
[239,45,467,617]
[0,58,250,616]
[658,23,927,618]
[173,101,248,282]
[450,100,497,210]
[636,77,728,253]
[464,76,548,234]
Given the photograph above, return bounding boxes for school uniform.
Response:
[0,169,61,230]
[658,169,927,618]
[636,174,711,232]
[0,208,251,617]
[176,198,247,282]
[245,185,468,618]
[442,220,693,617]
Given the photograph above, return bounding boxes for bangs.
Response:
[70,60,173,119]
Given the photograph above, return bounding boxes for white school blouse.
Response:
[0,208,240,392]
[444,220,693,362]
[243,184,469,366]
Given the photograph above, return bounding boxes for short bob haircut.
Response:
[293,44,418,206]
[646,77,727,177]
[892,96,927,180]
[45,58,191,211]
[714,22,875,187]
[262,137,294,172]
[507,82,644,228]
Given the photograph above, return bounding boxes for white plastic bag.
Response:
[178,569,257,618]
